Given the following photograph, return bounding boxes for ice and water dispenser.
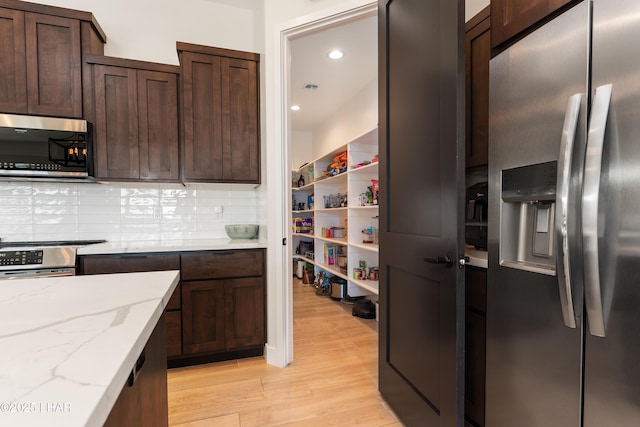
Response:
[500,161,557,275]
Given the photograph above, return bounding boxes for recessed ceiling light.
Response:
[328,50,344,60]
[291,105,301,111]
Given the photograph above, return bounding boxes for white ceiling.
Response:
[289,15,377,132]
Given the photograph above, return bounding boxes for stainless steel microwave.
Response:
[0,113,94,180]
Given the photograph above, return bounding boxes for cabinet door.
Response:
[25,12,82,117]
[181,51,223,181]
[224,277,265,349]
[465,10,490,169]
[0,8,27,113]
[93,64,140,179]
[137,70,179,180]
[166,311,182,357]
[104,313,168,427]
[182,280,226,354]
[221,57,259,183]
[491,0,576,49]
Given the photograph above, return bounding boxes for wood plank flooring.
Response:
[167,279,402,426]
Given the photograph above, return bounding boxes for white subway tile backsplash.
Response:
[77,184,120,196]
[0,223,33,235]
[78,204,121,216]
[0,181,261,243]
[0,184,32,195]
[32,184,78,196]
[33,223,78,235]
[0,206,33,215]
[33,206,79,215]
[78,222,121,233]
[77,195,122,206]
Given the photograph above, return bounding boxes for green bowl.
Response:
[225,224,259,239]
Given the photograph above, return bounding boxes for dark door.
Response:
[25,12,82,118]
[378,1,465,426]
[0,8,27,113]
[221,57,260,183]
[181,279,226,354]
[137,69,180,180]
[93,64,139,180]
[224,277,265,348]
[181,51,223,181]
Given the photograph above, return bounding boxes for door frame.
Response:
[265,0,376,367]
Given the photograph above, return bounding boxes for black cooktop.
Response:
[0,240,106,249]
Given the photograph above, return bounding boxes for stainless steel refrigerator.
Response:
[487,0,640,425]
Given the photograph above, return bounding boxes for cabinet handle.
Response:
[424,254,453,267]
[127,349,146,387]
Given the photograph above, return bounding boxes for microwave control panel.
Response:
[1,162,63,171]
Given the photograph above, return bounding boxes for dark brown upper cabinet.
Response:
[87,56,180,181]
[465,6,490,169]
[0,8,27,113]
[0,1,106,117]
[178,42,260,184]
[491,0,578,50]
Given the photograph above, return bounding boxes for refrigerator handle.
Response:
[583,83,613,338]
[556,93,582,329]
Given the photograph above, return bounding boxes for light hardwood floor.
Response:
[167,279,402,426]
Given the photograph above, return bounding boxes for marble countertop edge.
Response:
[77,238,267,255]
[0,270,180,427]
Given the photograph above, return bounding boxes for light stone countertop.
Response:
[0,270,180,427]
[76,238,267,255]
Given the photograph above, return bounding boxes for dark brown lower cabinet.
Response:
[465,266,487,427]
[224,277,265,349]
[181,279,226,354]
[181,278,265,354]
[78,248,266,366]
[165,311,182,357]
[104,313,168,427]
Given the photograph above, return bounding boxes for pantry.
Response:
[291,127,379,301]
[286,9,377,326]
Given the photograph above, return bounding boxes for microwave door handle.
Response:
[583,84,613,338]
[556,93,582,329]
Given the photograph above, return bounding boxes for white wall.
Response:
[291,131,314,170]
[466,0,490,22]
[26,0,262,64]
[311,79,377,159]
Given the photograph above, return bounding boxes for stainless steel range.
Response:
[0,240,105,279]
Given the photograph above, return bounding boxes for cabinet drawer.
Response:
[181,250,264,280]
[80,254,180,275]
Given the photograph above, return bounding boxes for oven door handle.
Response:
[0,268,75,279]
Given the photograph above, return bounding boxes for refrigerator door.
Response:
[584,0,640,424]
[486,2,588,425]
